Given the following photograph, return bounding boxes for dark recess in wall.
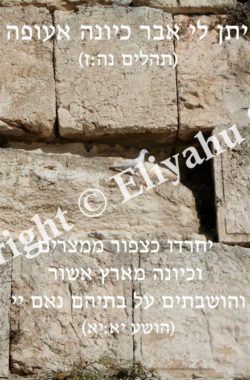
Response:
[178,140,217,240]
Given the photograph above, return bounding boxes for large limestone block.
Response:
[0,256,11,378]
[0,0,113,10]
[55,6,178,142]
[0,0,237,12]
[175,15,250,140]
[134,243,250,379]
[0,145,199,374]
[0,7,56,139]
[133,0,178,13]
[214,127,250,244]
[133,0,236,13]
[10,245,134,374]
[0,146,200,239]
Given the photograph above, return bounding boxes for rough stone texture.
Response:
[55,6,177,142]
[7,238,250,378]
[0,146,200,239]
[0,0,237,12]
[0,254,11,379]
[0,0,114,10]
[134,243,250,379]
[175,15,250,140]
[214,127,250,244]
[133,0,236,14]
[0,145,200,375]
[0,7,55,140]
[0,1,249,378]
[10,245,134,374]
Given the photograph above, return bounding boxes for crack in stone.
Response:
[201,308,213,357]
[68,283,82,342]
[172,14,181,151]
[52,11,60,140]
[131,262,136,363]
[8,253,13,376]
[201,254,214,358]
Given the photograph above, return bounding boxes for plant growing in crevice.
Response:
[37,357,160,380]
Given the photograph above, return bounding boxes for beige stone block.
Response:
[10,246,134,374]
[134,243,250,379]
[133,0,236,13]
[0,145,200,239]
[0,258,11,378]
[214,127,250,244]
[55,6,178,142]
[0,7,56,139]
[0,145,200,374]
[0,0,115,10]
[175,15,250,140]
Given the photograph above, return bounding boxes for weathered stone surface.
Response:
[214,127,250,244]
[0,0,236,12]
[0,146,200,239]
[175,15,250,140]
[55,6,177,142]
[0,255,11,378]
[0,0,113,10]
[133,0,236,14]
[179,0,236,12]
[0,145,199,374]
[134,243,250,379]
[133,0,177,13]
[0,7,55,140]
[0,145,249,378]
[0,1,248,377]
[10,245,134,374]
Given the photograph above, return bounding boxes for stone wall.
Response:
[0,0,249,379]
